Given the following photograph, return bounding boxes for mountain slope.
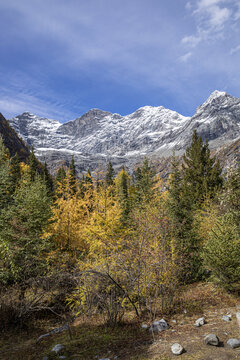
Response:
[0,113,30,161]
[8,90,240,173]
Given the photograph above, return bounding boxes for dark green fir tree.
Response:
[43,162,54,196]
[105,160,115,186]
[133,157,155,205]
[28,147,38,182]
[56,166,66,185]
[69,156,77,193]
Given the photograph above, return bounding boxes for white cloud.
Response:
[182,0,235,49]
[196,0,225,11]
[182,34,201,47]
[230,44,240,54]
[179,52,193,62]
[207,5,231,27]
[194,0,231,30]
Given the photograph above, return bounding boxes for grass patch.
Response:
[43,321,153,360]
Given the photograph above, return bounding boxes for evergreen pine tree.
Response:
[69,156,77,193]
[220,165,240,231]
[28,147,38,181]
[182,130,223,205]
[0,138,12,210]
[115,167,130,224]
[43,162,54,196]
[9,154,21,194]
[167,132,223,281]
[105,160,115,186]
[56,166,66,184]
[0,172,52,286]
[133,157,155,205]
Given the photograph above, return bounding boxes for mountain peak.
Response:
[208,90,227,100]
[203,90,229,106]
[19,111,36,117]
[85,108,112,116]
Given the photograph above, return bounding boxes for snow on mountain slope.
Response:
[186,90,240,146]
[8,91,240,173]
[9,112,62,148]
[9,106,190,156]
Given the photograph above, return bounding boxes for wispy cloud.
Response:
[0,73,78,121]
[230,44,240,54]
[0,0,240,121]
[179,52,193,62]
[182,0,238,48]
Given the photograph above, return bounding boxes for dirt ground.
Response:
[1,283,240,360]
[142,306,240,360]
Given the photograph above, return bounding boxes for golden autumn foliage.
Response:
[194,198,220,244]
[46,171,91,251]
[68,185,181,320]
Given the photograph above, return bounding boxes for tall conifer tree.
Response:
[105,160,115,186]
[182,130,223,205]
[69,156,77,193]
[167,131,223,281]
[29,147,38,181]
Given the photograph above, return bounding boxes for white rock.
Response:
[171,343,184,355]
[195,317,205,327]
[204,334,219,346]
[222,315,231,322]
[51,344,64,354]
[141,324,148,329]
[227,338,240,349]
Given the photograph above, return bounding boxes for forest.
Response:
[0,129,240,333]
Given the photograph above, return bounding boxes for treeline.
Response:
[1,130,240,328]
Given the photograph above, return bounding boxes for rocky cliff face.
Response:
[8,91,240,174]
[0,113,30,161]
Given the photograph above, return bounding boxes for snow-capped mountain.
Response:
[8,90,240,173]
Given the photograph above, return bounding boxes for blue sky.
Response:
[0,0,240,122]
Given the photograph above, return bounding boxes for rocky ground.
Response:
[1,283,240,360]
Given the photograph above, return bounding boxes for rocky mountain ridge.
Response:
[0,113,30,161]
[8,90,240,173]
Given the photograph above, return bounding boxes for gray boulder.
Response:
[171,343,184,355]
[149,318,169,333]
[204,334,219,346]
[51,344,64,354]
[195,317,205,327]
[227,338,240,349]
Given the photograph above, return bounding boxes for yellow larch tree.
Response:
[47,171,91,252]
